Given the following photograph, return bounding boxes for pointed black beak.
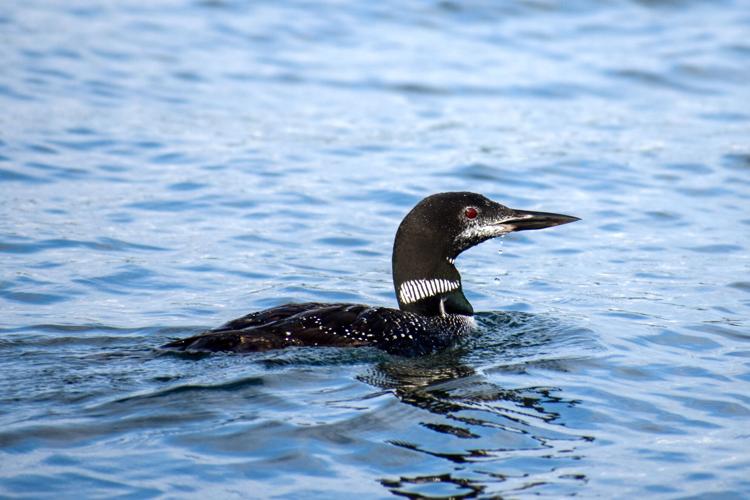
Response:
[502,209,580,232]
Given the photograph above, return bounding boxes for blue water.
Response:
[2,0,750,497]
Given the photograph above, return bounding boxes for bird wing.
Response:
[163,303,373,353]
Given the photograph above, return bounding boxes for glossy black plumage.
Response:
[164,192,578,356]
[164,302,474,356]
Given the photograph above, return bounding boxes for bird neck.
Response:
[392,232,473,317]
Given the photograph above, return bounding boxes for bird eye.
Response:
[464,207,478,219]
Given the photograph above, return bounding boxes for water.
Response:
[1,0,749,497]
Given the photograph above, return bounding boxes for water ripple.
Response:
[2,0,749,497]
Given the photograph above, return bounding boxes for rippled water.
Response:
[2,0,750,497]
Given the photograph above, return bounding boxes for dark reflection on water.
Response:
[368,358,590,498]
[354,312,596,498]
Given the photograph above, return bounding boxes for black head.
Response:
[391,192,579,317]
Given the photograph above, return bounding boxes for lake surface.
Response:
[1,0,749,497]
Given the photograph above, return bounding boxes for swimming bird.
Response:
[164,192,578,356]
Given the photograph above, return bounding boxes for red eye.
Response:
[464,207,478,219]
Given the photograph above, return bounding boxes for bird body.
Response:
[164,192,578,356]
[165,302,474,357]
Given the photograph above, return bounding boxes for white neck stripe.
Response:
[399,278,460,304]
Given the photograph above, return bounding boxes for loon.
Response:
[164,192,578,356]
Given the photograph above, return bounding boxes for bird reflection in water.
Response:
[358,311,595,499]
